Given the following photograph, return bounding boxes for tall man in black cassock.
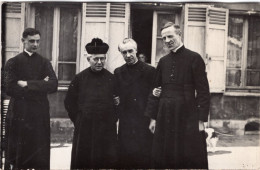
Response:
[64,38,119,169]
[4,28,58,169]
[145,22,210,169]
[114,38,155,168]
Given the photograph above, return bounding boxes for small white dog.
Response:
[205,128,219,152]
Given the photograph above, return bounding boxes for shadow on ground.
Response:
[51,143,70,148]
[208,150,232,156]
[217,134,259,147]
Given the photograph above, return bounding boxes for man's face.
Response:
[120,42,138,65]
[138,54,146,62]
[161,26,181,51]
[22,34,41,53]
[88,54,106,72]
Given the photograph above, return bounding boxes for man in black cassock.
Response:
[4,28,58,169]
[114,38,155,168]
[64,38,119,169]
[145,22,210,168]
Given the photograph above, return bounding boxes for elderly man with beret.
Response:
[64,38,119,169]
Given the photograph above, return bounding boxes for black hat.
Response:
[85,38,109,54]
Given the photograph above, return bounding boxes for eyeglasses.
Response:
[92,57,106,62]
[121,49,134,55]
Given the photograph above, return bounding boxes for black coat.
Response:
[64,68,118,169]
[145,46,210,169]
[4,52,58,169]
[114,61,155,168]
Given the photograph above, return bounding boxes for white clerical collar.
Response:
[127,59,138,66]
[172,43,184,53]
[24,49,33,56]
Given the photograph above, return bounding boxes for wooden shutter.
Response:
[184,4,208,61]
[205,7,229,93]
[107,3,130,72]
[3,2,25,63]
[80,3,130,73]
[184,4,228,93]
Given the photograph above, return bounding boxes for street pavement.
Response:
[50,144,260,169]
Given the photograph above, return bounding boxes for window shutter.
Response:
[3,2,25,63]
[85,3,107,17]
[106,3,129,72]
[80,3,129,72]
[184,4,208,61]
[187,6,206,22]
[205,7,229,93]
[110,3,125,18]
[184,4,228,93]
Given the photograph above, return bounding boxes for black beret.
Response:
[85,38,109,54]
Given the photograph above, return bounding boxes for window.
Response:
[226,15,260,90]
[34,4,81,85]
[152,11,176,66]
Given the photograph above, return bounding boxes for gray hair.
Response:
[118,38,137,52]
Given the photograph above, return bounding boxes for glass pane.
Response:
[247,17,260,70]
[155,38,170,66]
[226,69,241,87]
[35,6,54,61]
[59,7,78,62]
[247,70,260,86]
[246,17,260,86]
[227,16,243,68]
[157,13,175,36]
[58,64,76,81]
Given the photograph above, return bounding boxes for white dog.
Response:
[205,128,219,152]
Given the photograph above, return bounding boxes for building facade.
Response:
[2,2,260,139]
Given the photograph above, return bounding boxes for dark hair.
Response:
[22,28,41,38]
[160,22,181,36]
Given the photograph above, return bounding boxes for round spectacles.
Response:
[93,57,106,62]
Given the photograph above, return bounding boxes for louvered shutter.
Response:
[184,4,228,93]
[80,3,129,73]
[106,3,129,72]
[205,7,228,93]
[2,2,24,154]
[184,4,208,61]
[4,2,25,62]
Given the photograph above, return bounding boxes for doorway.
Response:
[131,9,153,64]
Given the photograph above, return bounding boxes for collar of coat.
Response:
[171,45,185,54]
[123,60,147,72]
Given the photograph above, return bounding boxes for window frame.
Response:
[28,3,82,87]
[226,14,260,92]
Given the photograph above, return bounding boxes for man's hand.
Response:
[199,120,205,131]
[44,76,49,81]
[153,86,162,97]
[149,119,156,134]
[113,96,120,106]
[17,80,28,87]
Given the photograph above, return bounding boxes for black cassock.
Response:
[145,46,210,169]
[64,68,118,169]
[4,52,58,169]
[114,61,155,168]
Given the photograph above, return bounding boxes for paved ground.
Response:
[50,134,260,169]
